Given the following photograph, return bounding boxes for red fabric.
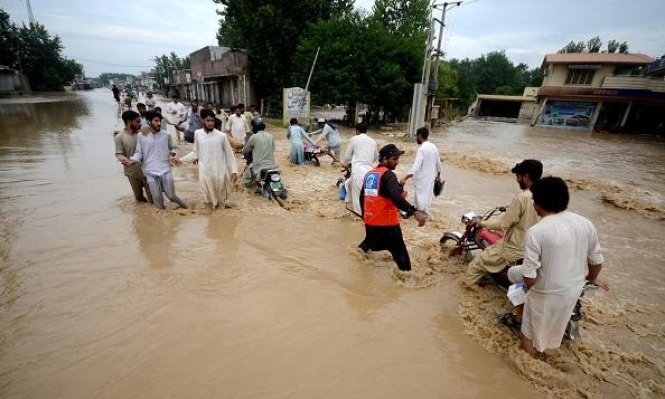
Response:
[477,229,504,245]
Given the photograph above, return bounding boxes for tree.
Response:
[587,36,602,53]
[607,39,619,53]
[0,9,84,90]
[212,0,353,106]
[152,52,189,93]
[618,41,629,54]
[559,37,630,54]
[558,40,586,53]
[371,0,429,41]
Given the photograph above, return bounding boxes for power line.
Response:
[74,57,153,68]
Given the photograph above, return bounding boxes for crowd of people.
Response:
[112,93,609,362]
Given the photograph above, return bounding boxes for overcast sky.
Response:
[3,0,664,77]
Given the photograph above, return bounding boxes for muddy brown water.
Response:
[0,90,663,398]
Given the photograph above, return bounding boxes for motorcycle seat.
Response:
[260,169,280,179]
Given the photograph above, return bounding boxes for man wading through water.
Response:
[359,144,427,273]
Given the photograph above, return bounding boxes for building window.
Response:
[565,69,595,85]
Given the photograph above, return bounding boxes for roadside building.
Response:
[533,53,665,134]
[171,46,254,107]
[0,65,31,96]
[467,87,538,123]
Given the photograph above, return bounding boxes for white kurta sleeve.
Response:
[223,135,238,174]
[130,136,143,163]
[522,229,541,279]
[342,138,354,165]
[181,134,199,163]
[411,147,424,175]
[587,225,604,265]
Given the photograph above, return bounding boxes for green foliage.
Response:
[370,0,429,41]
[212,0,353,105]
[0,9,84,90]
[559,37,629,54]
[290,1,427,123]
[558,40,586,53]
[587,36,602,53]
[444,53,543,110]
[152,52,190,92]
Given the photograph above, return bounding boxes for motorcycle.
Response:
[441,206,592,341]
[440,206,513,288]
[252,168,288,207]
[304,144,336,167]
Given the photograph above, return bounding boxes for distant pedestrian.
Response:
[287,117,315,164]
[359,144,427,272]
[165,95,187,142]
[112,84,120,103]
[114,110,152,203]
[126,111,187,210]
[312,118,341,163]
[180,99,202,143]
[225,104,250,151]
[399,127,442,218]
[248,104,261,129]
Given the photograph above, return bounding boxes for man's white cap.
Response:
[317,118,325,123]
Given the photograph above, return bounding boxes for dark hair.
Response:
[530,176,569,213]
[200,109,215,120]
[512,159,543,182]
[236,103,245,109]
[255,122,266,132]
[145,110,162,122]
[191,99,199,105]
[154,106,162,113]
[229,105,236,112]
[249,104,256,109]
[290,117,298,125]
[356,123,368,133]
[136,102,146,108]
[416,126,429,139]
[121,110,140,123]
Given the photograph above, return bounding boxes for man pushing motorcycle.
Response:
[466,159,543,286]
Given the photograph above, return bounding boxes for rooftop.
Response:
[541,53,654,69]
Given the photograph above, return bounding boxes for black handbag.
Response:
[433,179,445,196]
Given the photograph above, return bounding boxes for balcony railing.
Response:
[602,75,665,92]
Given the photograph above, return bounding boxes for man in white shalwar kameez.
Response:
[513,177,608,358]
[400,127,442,218]
[341,123,377,215]
[181,109,238,208]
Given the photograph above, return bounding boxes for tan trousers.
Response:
[127,174,152,202]
[466,239,522,284]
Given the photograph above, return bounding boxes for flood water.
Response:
[0,90,663,398]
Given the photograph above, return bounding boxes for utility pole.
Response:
[297,46,320,120]
[26,0,35,24]
[424,1,462,126]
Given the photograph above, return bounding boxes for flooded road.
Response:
[0,90,663,398]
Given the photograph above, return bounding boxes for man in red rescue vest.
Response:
[359,144,428,271]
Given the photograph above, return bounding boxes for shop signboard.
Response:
[283,87,310,125]
[540,100,597,129]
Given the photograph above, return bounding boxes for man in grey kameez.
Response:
[127,111,187,210]
[242,121,277,187]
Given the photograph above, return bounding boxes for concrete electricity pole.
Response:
[425,1,462,125]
